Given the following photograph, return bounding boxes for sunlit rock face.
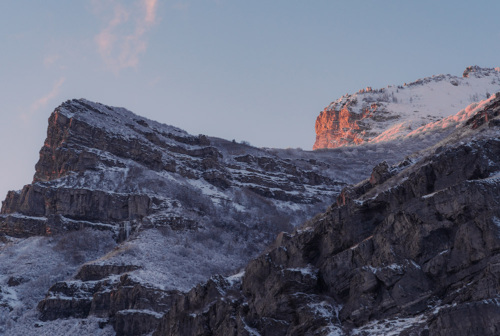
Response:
[313,66,500,150]
[313,102,379,149]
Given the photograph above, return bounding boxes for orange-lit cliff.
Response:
[313,100,379,150]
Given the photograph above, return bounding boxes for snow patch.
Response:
[226,271,245,286]
[286,264,318,278]
[242,319,261,336]
[351,313,427,336]
[117,309,164,318]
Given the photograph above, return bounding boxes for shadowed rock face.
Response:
[154,104,500,335]
[37,269,180,335]
[1,99,346,241]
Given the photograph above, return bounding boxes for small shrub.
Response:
[53,229,116,264]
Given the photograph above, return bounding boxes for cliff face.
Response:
[313,66,500,150]
[1,99,345,242]
[314,102,379,149]
[1,98,374,335]
[154,95,500,335]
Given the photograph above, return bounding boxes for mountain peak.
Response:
[463,65,500,78]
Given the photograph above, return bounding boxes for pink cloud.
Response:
[94,0,158,72]
[144,0,158,24]
[31,77,66,112]
[43,54,60,67]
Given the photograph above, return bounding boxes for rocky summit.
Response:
[1,99,344,241]
[2,72,500,335]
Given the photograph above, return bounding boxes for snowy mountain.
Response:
[0,98,418,335]
[2,66,500,335]
[314,65,500,149]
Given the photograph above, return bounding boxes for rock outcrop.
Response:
[38,265,179,335]
[463,65,500,78]
[155,95,500,335]
[313,66,500,149]
[1,99,347,242]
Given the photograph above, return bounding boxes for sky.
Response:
[1,0,500,199]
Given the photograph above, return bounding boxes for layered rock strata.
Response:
[0,99,355,335]
[1,99,345,242]
[38,264,178,335]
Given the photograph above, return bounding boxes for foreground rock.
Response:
[38,265,179,336]
[155,95,500,335]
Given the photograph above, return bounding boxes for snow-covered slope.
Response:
[314,65,500,149]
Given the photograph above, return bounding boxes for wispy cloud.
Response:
[144,0,158,24]
[93,0,158,73]
[43,53,60,68]
[22,77,66,121]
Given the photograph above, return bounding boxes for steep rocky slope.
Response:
[314,65,500,149]
[1,99,341,240]
[0,99,424,335]
[155,94,500,335]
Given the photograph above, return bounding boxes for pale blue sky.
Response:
[1,0,499,198]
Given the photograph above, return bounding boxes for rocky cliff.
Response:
[313,66,500,149]
[155,94,500,335]
[2,99,409,335]
[1,99,344,242]
[0,99,352,335]
[3,87,500,335]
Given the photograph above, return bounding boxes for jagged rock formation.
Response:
[37,265,178,335]
[314,66,500,149]
[1,98,345,242]
[155,95,500,335]
[2,99,383,335]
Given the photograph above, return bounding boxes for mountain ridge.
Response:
[1,98,388,335]
[2,69,500,335]
[314,65,500,149]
